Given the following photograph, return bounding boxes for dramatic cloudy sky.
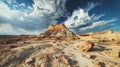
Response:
[0,0,120,35]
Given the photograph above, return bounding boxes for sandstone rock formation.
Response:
[41,24,76,37]
[76,41,94,52]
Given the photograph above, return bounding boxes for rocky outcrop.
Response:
[52,55,71,67]
[41,24,76,37]
[76,41,94,52]
[18,55,71,67]
[48,24,66,31]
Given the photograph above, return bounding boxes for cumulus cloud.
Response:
[0,23,25,35]
[0,0,118,35]
[33,0,67,18]
[64,3,117,34]
[0,0,67,35]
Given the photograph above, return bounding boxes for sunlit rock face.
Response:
[48,24,67,31]
[41,24,76,37]
[76,41,95,52]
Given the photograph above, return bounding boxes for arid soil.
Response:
[0,24,120,67]
[0,34,120,67]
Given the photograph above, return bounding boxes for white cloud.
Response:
[64,3,117,33]
[20,3,26,7]
[32,0,67,18]
[0,1,118,35]
[0,0,67,35]
[6,0,17,4]
[79,18,117,31]
[0,23,19,35]
[0,23,41,35]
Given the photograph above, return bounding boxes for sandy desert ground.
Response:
[0,24,120,67]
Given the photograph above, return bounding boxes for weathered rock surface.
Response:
[76,41,94,52]
[41,24,76,37]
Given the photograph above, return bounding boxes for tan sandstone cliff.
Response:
[41,24,76,37]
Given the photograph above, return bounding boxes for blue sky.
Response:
[0,0,120,35]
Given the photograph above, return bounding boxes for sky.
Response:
[0,0,120,35]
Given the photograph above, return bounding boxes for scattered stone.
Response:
[60,55,70,65]
[52,55,71,67]
[90,55,97,59]
[9,45,17,49]
[25,58,35,64]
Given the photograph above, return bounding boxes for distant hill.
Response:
[41,24,76,37]
[90,30,120,40]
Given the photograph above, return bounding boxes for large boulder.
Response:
[77,41,94,52]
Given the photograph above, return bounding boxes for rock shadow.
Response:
[99,62,106,67]
[68,58,78,66]
[90,45,111,51]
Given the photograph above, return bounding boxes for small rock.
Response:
[60,55,69,65]
[9,45,17,49]
[25,58,35,64]
[90,55,97,59]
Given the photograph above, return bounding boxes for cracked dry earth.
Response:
[0,37,120,67]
